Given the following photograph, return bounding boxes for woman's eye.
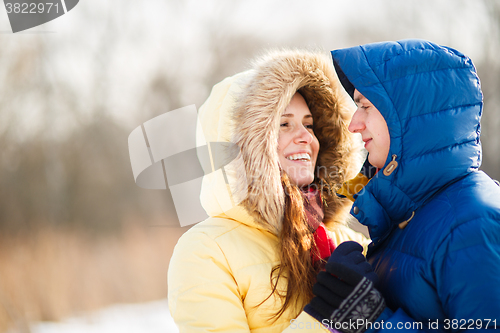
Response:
[306,124,314,129]
[280,122,289,127]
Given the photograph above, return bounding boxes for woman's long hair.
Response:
[260,172,324,320]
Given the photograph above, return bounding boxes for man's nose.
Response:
[348,109,365,133]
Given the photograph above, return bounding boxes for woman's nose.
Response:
[294,125,313,144]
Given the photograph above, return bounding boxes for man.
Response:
[331,39,500,331]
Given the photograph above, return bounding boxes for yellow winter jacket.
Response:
[168,49,369,332]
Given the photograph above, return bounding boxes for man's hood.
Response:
[331,39,483,244]
[196,49,363,234]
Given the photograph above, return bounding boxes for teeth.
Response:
[286,153,311,161]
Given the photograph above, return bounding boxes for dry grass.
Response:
[0,221,187,333]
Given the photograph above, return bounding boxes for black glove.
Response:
[327,241,378,285]
[304,241,386,333]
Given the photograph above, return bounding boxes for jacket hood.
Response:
[196,49,362,234]
[331,39,483,244]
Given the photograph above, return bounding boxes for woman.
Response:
[168,49,370,332]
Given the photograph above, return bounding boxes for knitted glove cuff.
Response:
[329,276,386,333]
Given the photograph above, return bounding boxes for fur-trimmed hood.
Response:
[196,49,362,234]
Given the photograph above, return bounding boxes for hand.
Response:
[327,241,378,285]
[304,242,385,333]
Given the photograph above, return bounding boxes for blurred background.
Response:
[0,0,499,332]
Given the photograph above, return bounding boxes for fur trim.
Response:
[230,49,362,232]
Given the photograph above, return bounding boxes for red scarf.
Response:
[301,187,336,270]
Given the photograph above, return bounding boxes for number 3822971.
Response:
[443,319,497,330]
[5,2,60,14]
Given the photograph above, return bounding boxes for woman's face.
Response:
[278,92,319,187]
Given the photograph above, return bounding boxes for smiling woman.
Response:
[167,48,370,332]
[278,92,319,187]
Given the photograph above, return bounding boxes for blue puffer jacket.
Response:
[331,40,500,332]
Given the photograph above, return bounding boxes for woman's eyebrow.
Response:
[281,114,313,119]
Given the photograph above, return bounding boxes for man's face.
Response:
[349,89,391,169]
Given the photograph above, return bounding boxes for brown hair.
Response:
[260,172,325,320]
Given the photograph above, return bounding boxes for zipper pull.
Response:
[383,154,398,176]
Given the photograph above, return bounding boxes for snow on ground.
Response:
[28,299,179,333]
